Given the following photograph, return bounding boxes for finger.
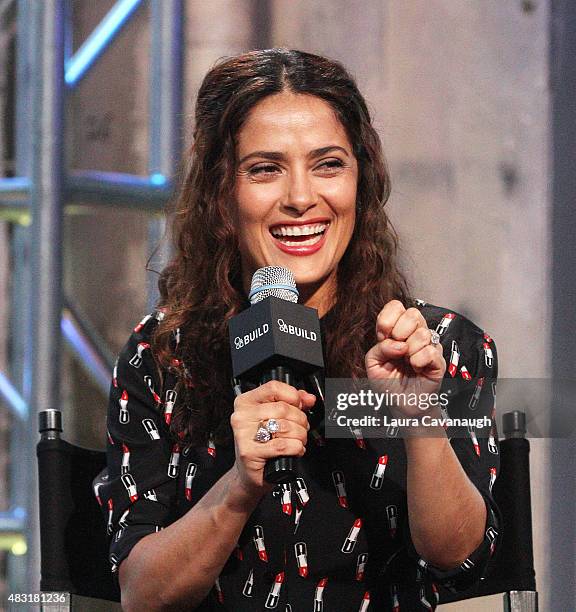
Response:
[252,401,310,429]
[390,307,427,341]
[297,389,317,411]
[260,419,309,442]
[240,380,312,407]
[376,300,406,341]
[252,437,307,459]
[409,344,446,375]
[405,326,438,357]
[365,338,408,369]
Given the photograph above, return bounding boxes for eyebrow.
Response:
[238,145,350,165]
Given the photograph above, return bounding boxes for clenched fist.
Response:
[365,300,446,418]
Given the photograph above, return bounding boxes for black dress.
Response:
[95,301,500,611]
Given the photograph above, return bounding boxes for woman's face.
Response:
[234,92,359,313]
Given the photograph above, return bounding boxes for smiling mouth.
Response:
[269,222,329,247]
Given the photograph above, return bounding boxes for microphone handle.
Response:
[261,365,297,484]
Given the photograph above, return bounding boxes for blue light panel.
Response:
[0,370,28,421]
[150,173,167,186]
[61,316,112,393]
[65,0,143,87]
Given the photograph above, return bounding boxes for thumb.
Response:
[298,389,317,410]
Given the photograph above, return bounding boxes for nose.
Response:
[281,168,317,215]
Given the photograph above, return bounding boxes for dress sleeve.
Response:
[407,307,501,593]
[92,313,178,575]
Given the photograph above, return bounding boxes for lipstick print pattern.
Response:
[96,304,500,610]
[253,525,268,562]
[370,455,388,490]
[332,470,349,508]
[342,518,363,553]
[435,312,455,336]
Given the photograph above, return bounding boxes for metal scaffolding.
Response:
[0,0,183,591]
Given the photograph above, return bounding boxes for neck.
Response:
[298,275,336,318]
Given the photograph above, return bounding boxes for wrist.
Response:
[405,405,448,440]
[222,465,269,514]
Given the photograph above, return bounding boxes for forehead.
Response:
[236,92,351,153]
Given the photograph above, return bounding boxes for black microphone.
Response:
[228,266,324,484]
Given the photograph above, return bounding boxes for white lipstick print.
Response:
[314,578,328,612]
[342,518,362,553]
[185,463,197,501]
[370,455,388,490]
[129,342,150,368]
[119,390,129,424]
[253,525,268,562]
[164,389,177,424]
[265,572,284,609]
[294,541,308,577]
[435,312,455,336]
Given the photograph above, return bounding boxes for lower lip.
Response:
[270,227,328,256]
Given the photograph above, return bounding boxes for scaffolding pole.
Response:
[26,0,66,589]
[147,0,182,311]
[6,0,33,593]
[1,0,184,593]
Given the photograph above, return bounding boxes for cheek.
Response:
[234,185,261,234]
[235,181,278,226]
[236,205,269,239]
[332,183,357,245]
[333,182,357,221]
[234,196,275,262]
[322,172,357,206]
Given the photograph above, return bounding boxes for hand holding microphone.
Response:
[230,381,315,494]
[228,266,324,484]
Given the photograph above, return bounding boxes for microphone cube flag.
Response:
[228,296,324,382]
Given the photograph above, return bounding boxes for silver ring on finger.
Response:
[429,329,441,345]
[254,421,272,443]
[265,418,280,435]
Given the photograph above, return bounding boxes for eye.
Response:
[316,159,344,172]
[248,164,280,176]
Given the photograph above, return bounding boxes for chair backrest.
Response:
[439,412,536,604]
[37,436,120,602]
[37,411,535,606]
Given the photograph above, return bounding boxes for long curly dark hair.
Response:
[152,48,412,446]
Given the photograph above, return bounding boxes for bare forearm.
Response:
[120,466,263,611]
[404,430,486,569]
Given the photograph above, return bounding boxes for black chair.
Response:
[438,410,538,611]
[37,409,537,611]
[37,410,120,610]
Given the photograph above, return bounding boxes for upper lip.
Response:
[269,217,331,230]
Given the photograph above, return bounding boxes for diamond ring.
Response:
[254,419,280,443]
[266,419,280,434]
[254,423,271,443]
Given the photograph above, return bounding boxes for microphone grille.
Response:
[249,266,299,304]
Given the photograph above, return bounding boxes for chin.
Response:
[294,269,336,293]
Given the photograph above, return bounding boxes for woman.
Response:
[96,49,499,611]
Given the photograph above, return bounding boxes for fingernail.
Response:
[392,341,405,350]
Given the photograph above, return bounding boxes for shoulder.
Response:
[126,310,166,343]
[412,298,497,377]
[113,310,169,390]
[117,310,166,359]
[413,298,490,341]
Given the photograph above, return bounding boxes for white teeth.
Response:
[282,234,324,247]
[271,223,328,237]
